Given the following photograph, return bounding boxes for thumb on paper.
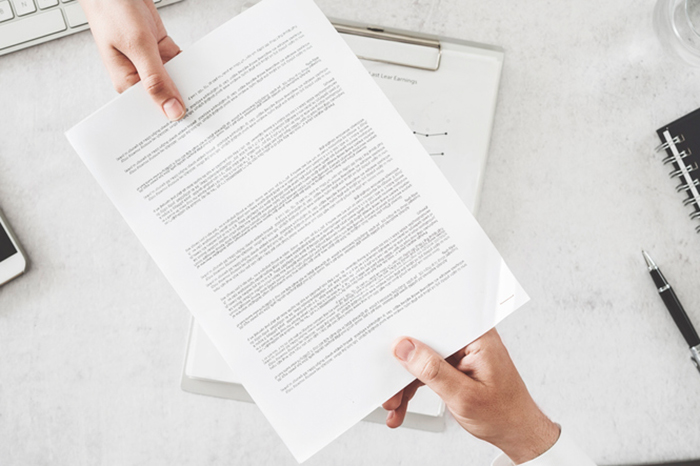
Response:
[392,337,467,406]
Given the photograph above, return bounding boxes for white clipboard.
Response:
[181,18,505,433]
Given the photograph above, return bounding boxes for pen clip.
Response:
[691,345,700,375]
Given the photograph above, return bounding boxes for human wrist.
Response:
[493,412,560,464]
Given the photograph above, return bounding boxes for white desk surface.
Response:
[1,0,700,464]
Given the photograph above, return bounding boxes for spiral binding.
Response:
[668,162,699,179]
[656,131,700,233]
[662,148,691,165]
[655,134,684,152]
[675,178,699,193]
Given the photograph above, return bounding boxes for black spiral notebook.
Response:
[656,108,700,233]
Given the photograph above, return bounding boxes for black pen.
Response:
[643,250,700,375]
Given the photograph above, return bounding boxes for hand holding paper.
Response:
[384,329,560,464]
[79,0,186,120]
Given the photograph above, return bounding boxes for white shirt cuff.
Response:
[490,428,596,466]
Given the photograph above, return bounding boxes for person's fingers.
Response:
[124,34,185,121]
[158,35,181,64]
[392,337,474,406]
[445,347,466,368]
[382,390,404,411]
[104,57,134,92]
[455,329,509,381]
[385,381,421,429]
[382,378,425,411]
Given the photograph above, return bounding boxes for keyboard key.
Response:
[0,1,13,22]
[0,8,65,49]
[11,0,36,16]
[36,0,58,9]
[63,2,86,27]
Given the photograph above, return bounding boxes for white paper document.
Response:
[66,0,528,461]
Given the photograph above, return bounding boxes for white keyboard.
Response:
[0,0,184,56]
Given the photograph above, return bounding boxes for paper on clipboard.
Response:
[337,23,504,216]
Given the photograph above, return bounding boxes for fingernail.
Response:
[394,339,415,362]
[163,98,185,121]
[387,410,395,422]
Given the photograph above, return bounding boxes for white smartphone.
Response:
[0,209,27,286]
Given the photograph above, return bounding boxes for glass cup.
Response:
[654,0,700,65]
